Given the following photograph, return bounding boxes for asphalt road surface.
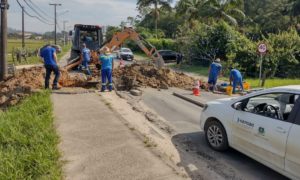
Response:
[141,88,289,180]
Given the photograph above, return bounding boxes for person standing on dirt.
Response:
[40,44,60,90]
[99,47,114,92]
[208,58,222,92]
[81,43,92,75]
[230,67,244,94]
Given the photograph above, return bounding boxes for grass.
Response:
[0,91,62,179]
[170,64,209,77]
[171,64,300,88]
[244,78,300,88]
[133,51,149,61]
[8,39,71,65]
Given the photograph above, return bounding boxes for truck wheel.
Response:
[205,120,229,151]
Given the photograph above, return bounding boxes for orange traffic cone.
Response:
[193,80,200,96]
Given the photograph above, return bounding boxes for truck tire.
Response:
[205,120,229,151]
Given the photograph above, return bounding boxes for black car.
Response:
[158,50,177,62]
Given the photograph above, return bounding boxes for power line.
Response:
[22,0,52,22]
[16,0,53,25]
[27,0,53,19]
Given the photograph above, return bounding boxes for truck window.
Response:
[244,93,298,121]
[80,30,98,43]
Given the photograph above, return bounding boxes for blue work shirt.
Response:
[209,62,222,80]
[82,48,91,62]
[100,55,113,70]
[230,69,242,81]
[40,46,57,65]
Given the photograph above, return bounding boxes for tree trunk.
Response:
[261,71,267,87]
[155,1,158,39]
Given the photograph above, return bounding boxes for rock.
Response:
[0,95,8,104]
[130,89,142,96]
[160,82,169,90]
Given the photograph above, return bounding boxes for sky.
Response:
[8,0,178,33]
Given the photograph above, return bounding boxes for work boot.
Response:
[52,86,61,90]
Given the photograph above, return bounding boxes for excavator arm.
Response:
[63,27,165,71]
[102,27,165,68]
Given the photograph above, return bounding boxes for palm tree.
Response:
[201,0,245,26]
[137,0,173,38]
[176,0,206,28]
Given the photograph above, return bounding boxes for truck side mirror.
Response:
[69,31,73,36]
[233,102,243,111]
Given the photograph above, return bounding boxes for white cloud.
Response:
[8,0,139,33]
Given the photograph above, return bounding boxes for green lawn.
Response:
[172,64,300,88]
[8,39,71,65]
[170,64,209,76]
[0,91,62,179]
[244,78,300,88]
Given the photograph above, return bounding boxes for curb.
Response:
[172,92,205,107]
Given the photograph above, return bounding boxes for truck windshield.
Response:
[80,30,98,43]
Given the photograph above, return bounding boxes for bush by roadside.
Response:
[177,21,300,79]
[0,91,62,179]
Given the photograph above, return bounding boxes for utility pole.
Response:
[22,6,25,48]
[49,3,61,45]
[0,0,9,81]
[63,20,68,46]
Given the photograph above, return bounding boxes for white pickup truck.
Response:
[200,86,300,179]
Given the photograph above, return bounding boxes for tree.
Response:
[244,0,290,34]
[176,0,206,28]
[137,0,173,38]
[105,26,121,41]
[200,0,245,26]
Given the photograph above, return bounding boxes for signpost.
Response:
[258,43,267,86]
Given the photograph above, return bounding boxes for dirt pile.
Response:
[0,67,87,108]
[113,64,195,90]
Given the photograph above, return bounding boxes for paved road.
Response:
[141,88,289,180]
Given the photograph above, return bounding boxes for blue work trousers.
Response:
[101,69,113,91]
[45,64,60,89]
[82,60,91,75]
[232,78,244,93]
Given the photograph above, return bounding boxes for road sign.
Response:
[257,43,267,86]
[258,43,267,54]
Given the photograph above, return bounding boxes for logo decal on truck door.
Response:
[237,118,254,129]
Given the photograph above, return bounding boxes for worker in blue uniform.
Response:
[40,44,60,90]
[81,43,92,75]
[230,67,244,94]
[99,47,114,92]
[208,58,222,92]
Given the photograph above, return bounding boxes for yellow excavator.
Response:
[63,27,165,71]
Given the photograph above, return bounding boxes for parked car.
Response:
[117,48,134,61]
[158,50,177,62]
[200,85,300,179]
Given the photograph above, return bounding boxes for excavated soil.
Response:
[0,67,87,108]
[0,63,195,108]
[113,64,195,90]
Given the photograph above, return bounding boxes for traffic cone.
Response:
[193,80,200,96]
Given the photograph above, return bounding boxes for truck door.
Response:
[232,93,295,170]
[285,96,300,178]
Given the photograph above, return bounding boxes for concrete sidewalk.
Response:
[172,88,233,107]
[52,93,183,180]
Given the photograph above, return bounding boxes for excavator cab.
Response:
[69,24,103,61]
